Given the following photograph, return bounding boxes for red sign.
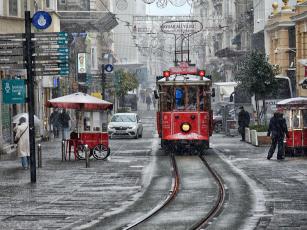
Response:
[305,66,307,77]
[169,62,197,75]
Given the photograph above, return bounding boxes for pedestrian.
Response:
[14,117,30,169]
[146,94,152,111]
[59,109,71,140]
[152,94,156,109]
[267,111,289,160]
[238,106,250,141]
[50,109,60,138]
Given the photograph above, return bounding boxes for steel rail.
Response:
[122,153,180,230]
[190,155,226,230]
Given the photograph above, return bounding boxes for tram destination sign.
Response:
[161,20,203,35]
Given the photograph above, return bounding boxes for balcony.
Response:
[57,11,118,33]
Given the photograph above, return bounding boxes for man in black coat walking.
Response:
[238,106,250,141]
[267,111,289,160]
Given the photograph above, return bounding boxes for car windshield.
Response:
[111,114,136,122]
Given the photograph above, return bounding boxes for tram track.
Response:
[122,153,225,230]
[122,153,180,230]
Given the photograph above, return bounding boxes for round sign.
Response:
[32,11,52,30]
[105,64,113,73]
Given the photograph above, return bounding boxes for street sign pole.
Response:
[101,64,105,99]
[25,11,36,183]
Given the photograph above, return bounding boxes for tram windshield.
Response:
[160,85,211,111]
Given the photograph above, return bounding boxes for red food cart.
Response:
[277,97,307,156]
[46,92,113,160]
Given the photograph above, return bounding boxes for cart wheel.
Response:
[76,144,86,160]
[93,144,109,160]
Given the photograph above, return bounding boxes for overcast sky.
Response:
[146,2,192,16]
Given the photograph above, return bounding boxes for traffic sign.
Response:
[32,11,52,30]
[34,69,69,76]
[0,56,24,63]
[33,39,68,45]
[33,55,68,60]
[2,79,26,104]
[34,47,69,53]
[0,64,25,69]
[105,64,113,73]
[33,32,68,37]
[0,48,23,56]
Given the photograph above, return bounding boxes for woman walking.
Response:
[14,117,30,169]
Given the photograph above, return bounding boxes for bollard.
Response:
[37,144,42,168]
[85,145,90,168]
[61,140,65,161]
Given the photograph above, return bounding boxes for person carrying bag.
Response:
[14,117,30,169]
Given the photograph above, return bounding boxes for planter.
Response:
[250,129,257,146]
[257,132,271,146]
[245,127,251,143]
[250,131,271,146]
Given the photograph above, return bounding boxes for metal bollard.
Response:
[85,145,90,168]
[61,140,65,161]
[37,144,42,168]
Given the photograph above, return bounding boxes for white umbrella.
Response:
[46,92,113,111]
[12,113,41,126]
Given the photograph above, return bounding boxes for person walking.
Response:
[14,117,30,169]
[267,111,289,160]
[238,106,250,141]
[59,109,71,140]
[50,109,60,138]
[152,94,156,109]
[146,94,152,111]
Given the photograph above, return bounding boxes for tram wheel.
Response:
[92,144,110,160]
[76,144,86,160]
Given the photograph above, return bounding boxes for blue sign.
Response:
[2,80,26,104]
[105,64,113,73]
[32,11,52,30]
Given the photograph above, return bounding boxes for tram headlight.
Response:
[181,123,191,133]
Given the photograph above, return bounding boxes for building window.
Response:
[0,0,3,15]
[24,0,28,11]
[59,0,66,4]
[46,0,50,8]
[9,0,18,16]
[91,47,97,70]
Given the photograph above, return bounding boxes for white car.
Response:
[108,113,143,139]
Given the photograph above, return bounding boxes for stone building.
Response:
[0,0,60,154]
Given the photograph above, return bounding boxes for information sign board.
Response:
[2,79,26,104]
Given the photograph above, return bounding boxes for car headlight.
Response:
[181,123,191,132]
[108,125,113,129]
[130,125,137,130]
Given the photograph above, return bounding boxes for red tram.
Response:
[155,62,214,153]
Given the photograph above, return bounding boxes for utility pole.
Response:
[25,11,36,183]
[101,64,105,99]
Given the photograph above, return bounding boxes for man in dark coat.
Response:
[267,111,289,160]
[59,109,70,140]
[238,106,250,141]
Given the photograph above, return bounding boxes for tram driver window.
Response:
[187,86,197,110]
[175,87,184,110]
[303,110,307,128]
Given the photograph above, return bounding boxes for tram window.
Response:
[161,85,173,111]
[292,110,300,129]
[303,110,307,128]
[199,86,210,111]
[175,87,184,109]
[187,86,197,110]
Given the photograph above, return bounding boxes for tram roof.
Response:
[157,75,211,85]
[277,97,307,107]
